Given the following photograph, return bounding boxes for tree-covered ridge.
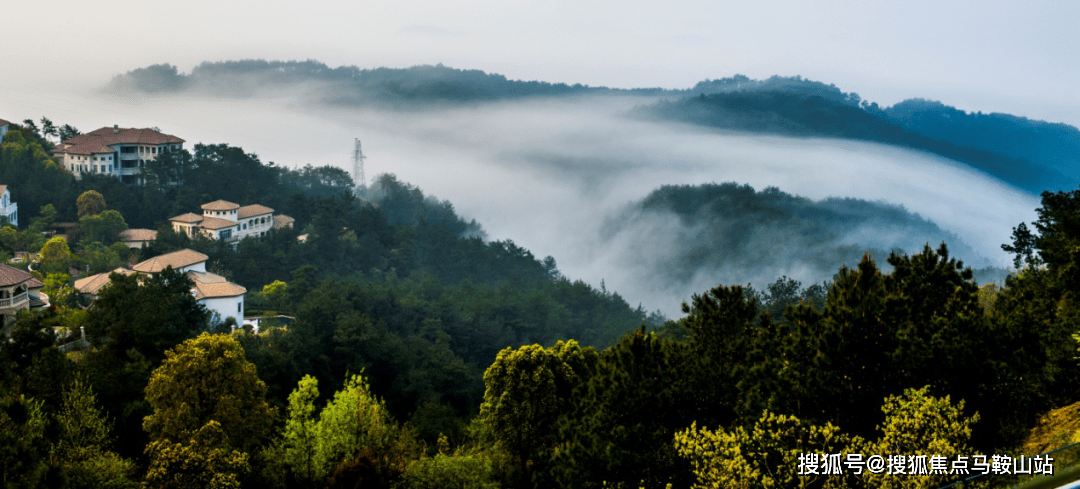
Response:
[104,61,650,107]
[602,181,1006,292]
[636,91,1071,193]
[881,98,1080,180]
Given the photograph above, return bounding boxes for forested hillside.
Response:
[1,119,1078,488]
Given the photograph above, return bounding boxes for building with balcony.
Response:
[0,185,17,227]
[168,200,290,243]
[0,264,48,325]
[51,125,184,184]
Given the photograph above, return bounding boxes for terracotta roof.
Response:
[52,143,115,156]
[273,215,295,229]
[54,127,182,159]
[132,249,208,273]
[77,127,184,145]
[201,200,239,211]
[198,216,238,231]
[74,268,134,295]
[0,264,32,287]
[0,119,9,126]
[27,277,44,288]
[119,228,158,242]
[168,212,204,224]
[187,271,247,299]
[237,204,273,219]
[0,185,7,197]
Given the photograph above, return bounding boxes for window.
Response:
[220,230,232,239]
[242,224,246,230]
[237,303,241,313]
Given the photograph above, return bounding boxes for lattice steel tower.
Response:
[353,138,366,187]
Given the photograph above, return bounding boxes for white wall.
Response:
[200,295,244,326]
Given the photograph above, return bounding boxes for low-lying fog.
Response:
[2,86,1040,316]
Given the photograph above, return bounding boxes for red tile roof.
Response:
[132,249,208,273]
[73,268,135,295]
[168,213,204,223]
[199,216,238,231]
[237,204,273,219]
[0,264,32,287]
[0,119,9,126]
[119,228,158,242]
[201,200,239,211]
[54,127,183,157]
[187,271,247,299]
[272,215,295,229]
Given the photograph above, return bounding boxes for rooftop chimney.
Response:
[113,124,118,134]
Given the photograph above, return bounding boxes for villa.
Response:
[169,200,291,243]
[52,125,184,184]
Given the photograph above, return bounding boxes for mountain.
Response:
[104,60,663,107]
[601,182,1007,292]
[635,88,1074,194]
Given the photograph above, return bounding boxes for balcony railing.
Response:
[0,292,29,308]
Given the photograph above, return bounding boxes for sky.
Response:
[3,0,1079,127]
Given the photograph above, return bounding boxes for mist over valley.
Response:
[4,60,1054,315]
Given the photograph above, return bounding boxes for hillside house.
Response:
[52,126,184,183]
[0,185,17,227]
[168,200,291,243]
[0,264,48,325]
[77,249,247,326]
[0,119,9,143]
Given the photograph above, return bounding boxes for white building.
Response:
[52,126,184,184]
[0,185,17,227]
[78,249,248,327]
[188,271,247,326]
[0,119,10,143]
[168,200,289,243]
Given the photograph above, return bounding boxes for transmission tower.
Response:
[352,138,366,187]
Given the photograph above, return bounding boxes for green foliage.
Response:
[28,204,56,234]
[314,373,398,475]
[396,451,500,489]
[860,387,980,489]
[79,209,128,244]
[81,268,208,457]
[0,393,50,487]
[143,333,275,453]
[673,413,855,489]
[38,235,72,274]
[281,374,320,481]
[144,420,251,489]
[76,190,106,218]
[53,378,138,489]
[273,372,413,485]
[0,314,75,413]
[480,340,597,481]
[552,328,696,489]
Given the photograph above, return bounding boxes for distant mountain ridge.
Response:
[106,60,1080,193]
